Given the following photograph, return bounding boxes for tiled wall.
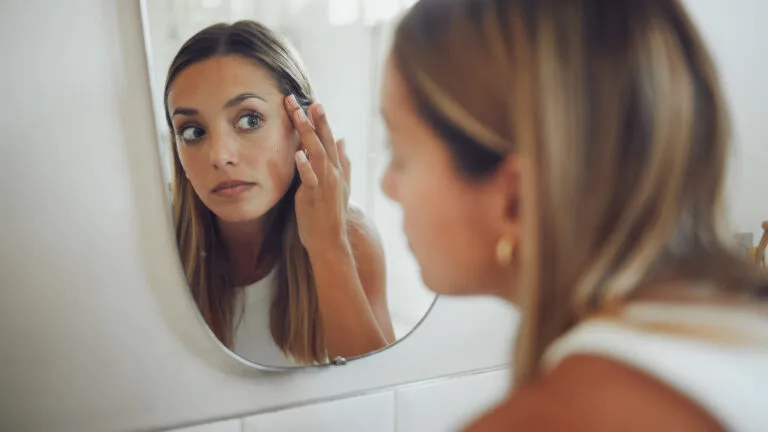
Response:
[169,368,510,432]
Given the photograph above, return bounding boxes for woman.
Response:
[381,0,768,430]
[164,21,394,366]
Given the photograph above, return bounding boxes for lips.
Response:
[211,180,256,198]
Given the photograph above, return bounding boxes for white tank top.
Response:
[543,302,768,432]
[232,268,297,367]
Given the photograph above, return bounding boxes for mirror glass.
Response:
[142,0,434,368]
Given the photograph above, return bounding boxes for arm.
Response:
[307,206,393,359]
[284,96,393,359]
[346,205,395,343]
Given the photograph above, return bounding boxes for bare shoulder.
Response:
[346,203,383,243]
[345,203,385,266]
[345,203,386,299]
[464,355,723,432]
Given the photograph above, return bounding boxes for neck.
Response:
[217,217,269,286]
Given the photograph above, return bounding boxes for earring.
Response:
[496,236,516,266]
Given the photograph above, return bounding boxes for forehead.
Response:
[167,55,281,108]
[381,59,407,117]
[381,58,424,135]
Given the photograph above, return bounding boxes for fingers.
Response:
[285,95,326,175]
[310,104,340,168]
[295,150,318,188]
[337,138,351,188]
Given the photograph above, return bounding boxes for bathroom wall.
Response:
[169,367,510,432]
[682,0,768,239]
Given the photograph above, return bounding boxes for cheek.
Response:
[259,136,297,195]
[265,154,296,194]
[177,147,203,183]
[243,128,297,184]
[400,167,499,293]
[399,168,462,258]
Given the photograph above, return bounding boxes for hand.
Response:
[285,95,351,252]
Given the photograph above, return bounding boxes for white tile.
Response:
[243,391,395,432]
[165,418,241,432]
[396,368,511,432]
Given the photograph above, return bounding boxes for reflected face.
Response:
[379,59,513,297]
[167,55,299,223]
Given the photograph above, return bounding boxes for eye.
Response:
[179,126,205,143]
[236,113,262,131]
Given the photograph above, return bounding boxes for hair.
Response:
[164,20,327,364]
[393,0,768,386]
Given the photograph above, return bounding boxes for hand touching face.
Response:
[284,95,351,252]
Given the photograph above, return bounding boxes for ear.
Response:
[491,155,523,237]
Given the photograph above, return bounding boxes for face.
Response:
[379,59,521,298]
[167,55,299,225]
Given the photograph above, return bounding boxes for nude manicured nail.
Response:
[287,94,299,109]
[296,150,307,163]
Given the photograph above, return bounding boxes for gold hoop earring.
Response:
[496,236,516,266]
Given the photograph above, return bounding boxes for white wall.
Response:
[0,2,516,431]
[682,0,768,241]
[170,367,511,432]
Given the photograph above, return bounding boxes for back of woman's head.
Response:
[393,0,767,383]
[164,21,326,364]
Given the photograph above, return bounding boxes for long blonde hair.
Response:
[165,21,327,364]
[393,0,768,385]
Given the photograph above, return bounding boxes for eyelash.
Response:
[175,111,264,144]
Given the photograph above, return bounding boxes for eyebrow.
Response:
[224,92,268,108]
[171,92,268,118]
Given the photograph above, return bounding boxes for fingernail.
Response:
[287,94,299,109]
[296,150,307,163]
[338,139,345,154]
[314,103,325,117]
[295,108,307,123]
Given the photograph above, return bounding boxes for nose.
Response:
[208,128,238,169]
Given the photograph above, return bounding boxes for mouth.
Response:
[211,180,256,198]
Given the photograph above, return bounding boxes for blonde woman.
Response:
[165,21,394,366]
[381,0,768,430]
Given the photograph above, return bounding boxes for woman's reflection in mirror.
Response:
[164,21,394,366]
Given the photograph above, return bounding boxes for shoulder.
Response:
[465,354,724,432]
[345,203,386,288]
[346,203,384,260]
[346,203,382,245]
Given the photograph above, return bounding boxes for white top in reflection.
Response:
[232,267,296,367]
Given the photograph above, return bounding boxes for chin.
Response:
[419,268,463,296]
[210,205,268,224]
[421,265,496,297]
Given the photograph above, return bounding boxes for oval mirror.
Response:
[141,0,435,369]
